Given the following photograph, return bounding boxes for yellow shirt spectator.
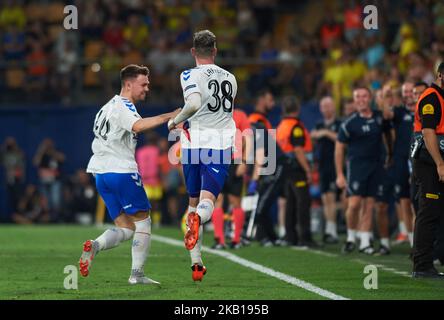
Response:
[0,5,26,29]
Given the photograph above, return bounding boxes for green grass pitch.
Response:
[1,225,443,300]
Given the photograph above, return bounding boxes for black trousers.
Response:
[433,213,444,264]
[284,170,312,245]
[255,162,286,242]
[412,159,444,271]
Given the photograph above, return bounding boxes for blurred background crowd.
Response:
[1,0,444,233]
[1,0,443,107]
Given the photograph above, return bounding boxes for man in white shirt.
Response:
[168,30,238,281]
[80,64,179,285]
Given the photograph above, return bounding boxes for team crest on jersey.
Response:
[182,70,191,81]
[422,104,434,115]
[403,114,412,121]
[378,184,384,195]
[352,181,359,191]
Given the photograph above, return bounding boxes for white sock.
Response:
[380,238,390,248]
[196,199,214,224]
[190,224,204,266]
[131,217,152,275]
[325,221,337,238]
[188,206,197,213]
[189,200,214,266]
[408,232,414,247]
[359,232,371,249]
[95,227,134,251]
[347,229,357,243]
[399,221,407,234]
[278,225,286,238]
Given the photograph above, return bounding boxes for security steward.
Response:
[411,62,444,279]
[247,89,285,246]
[276,96,316,247]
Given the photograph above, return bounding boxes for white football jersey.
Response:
[86,95,141,174]
[180,64,237,149]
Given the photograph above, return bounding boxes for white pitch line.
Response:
[352,259,411,278]
[151,234,349,300]
[290,246,412,278]
[290,246,339,258]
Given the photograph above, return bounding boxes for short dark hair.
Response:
[256,88,273,101]
[414,81,428,88]
[193,30,216,57]
[281,96,300,115]
[120,64,149,85]
[438,62,444,74]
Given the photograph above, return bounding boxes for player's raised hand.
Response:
[167,119,176,131]
[167,108,182,130]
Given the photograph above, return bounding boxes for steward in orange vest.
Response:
[276,96,317,247]
[411,62,444,279]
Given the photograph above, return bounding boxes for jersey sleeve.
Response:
[289,124,306,147]
[180,69,201,100]
[115,100,141,132]
[419,92,442,129]
[337,121,351,143]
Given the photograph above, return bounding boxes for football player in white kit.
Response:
[168,30,237,281]
[79,64,179,284]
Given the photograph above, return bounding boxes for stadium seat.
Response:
[46,3,65,23]
[84,41,104,59]
[6,68,25,89]
[122,50,143,66]
[47,25,64,42]
[25,3,46,21]
[83,42,105,87]
[83,67,100,87]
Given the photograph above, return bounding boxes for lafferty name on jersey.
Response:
[202,67,230,78]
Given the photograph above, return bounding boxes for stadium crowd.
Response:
[1,0,444,264]
[1,0,443,107]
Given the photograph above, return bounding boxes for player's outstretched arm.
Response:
[133,109,181,134]
[168,93,201,130]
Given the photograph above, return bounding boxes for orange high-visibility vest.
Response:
[276,117,313,153]
[414,86,444,134]
[248,112,272,130]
